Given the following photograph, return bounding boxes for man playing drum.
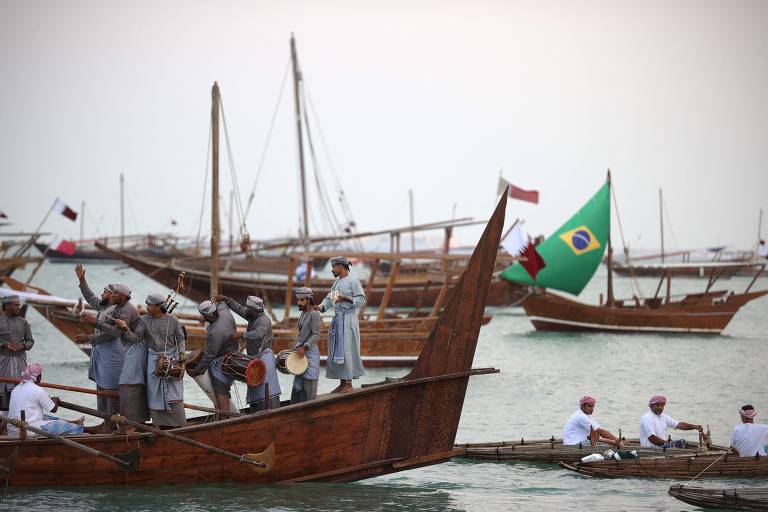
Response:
[291,287,320,404]
[116,293,187,428]
[217,295,281,412]
[187,300,238,413]
[317,257,365,393]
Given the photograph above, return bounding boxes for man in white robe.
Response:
[639,394,705,448]
[563,395,620,446]
[730,405,768,457]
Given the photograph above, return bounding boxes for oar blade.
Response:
[244,443,275,473]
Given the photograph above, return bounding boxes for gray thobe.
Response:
[321,275,365,380]
[79,282,124,415]
[124,313,186,426]
[198,303,239,397]
[291,309,321,404]
[108,302,147,423]
[0,314,34,411]
[225,299,280,409]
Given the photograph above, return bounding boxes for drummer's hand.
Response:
[315,305,324,312]
[230,331,243,341]
[114,319,129,332]
[178,351,188,362]
[297,346,306,358]
[213,295,229,303]
[186,368,200,377]
[74,333,90,343]
[74,264,86,281]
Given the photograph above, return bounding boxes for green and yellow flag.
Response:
[501,181,610,295]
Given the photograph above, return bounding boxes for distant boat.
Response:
[501,173,768,334]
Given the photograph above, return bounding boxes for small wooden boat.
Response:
[559,451,768,478]
[456,437,723,463]
[668,484,768,510]
[0,172,509,487]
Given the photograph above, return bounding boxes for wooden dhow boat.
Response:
[456,436,724,464]
[0,181,509,486]
[668,484,768,510]
[559,451,768,478]
[501,173,768,334]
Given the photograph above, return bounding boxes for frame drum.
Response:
[276,349,309,376]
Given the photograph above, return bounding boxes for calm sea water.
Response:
[2,262,767,511]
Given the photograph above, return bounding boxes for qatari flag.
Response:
[55,240,77,256]
[53,198,78,221]
[509,185,539,204]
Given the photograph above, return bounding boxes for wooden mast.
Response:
[290,34,310,250]
[659,188,665,263]
[210,82,221,297]
[120,173,125,250]
[606,170,615,307]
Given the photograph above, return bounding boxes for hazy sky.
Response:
[1,0,767,254]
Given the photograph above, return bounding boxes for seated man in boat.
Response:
[291,287,320,404]
[116,293,187,428]
[6,363,85,438]
[563,396,621,447]
[187,300,238,413]
[639,395,705,448]
[216,294,281,412]
[730,405,768,457]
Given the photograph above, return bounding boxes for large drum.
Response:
[221,352,266,387]
[157,349,203,380]
[276,349,309,376]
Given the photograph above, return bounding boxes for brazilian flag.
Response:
[501,181,610,296]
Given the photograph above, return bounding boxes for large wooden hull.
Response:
[612,262,759,278]
[668,484,768,510]
[560,452,768,478]
[95,242,525,308]
[521,289,768,334]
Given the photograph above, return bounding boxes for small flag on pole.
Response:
[53,199,78,221]
[0,211,7,219]
[170,218,178,226]
[501,224,546,279]
[497,178,540,204]
[55,240,77,256]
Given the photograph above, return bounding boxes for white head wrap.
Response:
[246,296,264,310]
[198,300,217,316]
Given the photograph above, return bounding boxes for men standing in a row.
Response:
[0,295,34,420]
[75,265,123,418]
[318,256,365,393]
[188,299,238,412]
[219,295,281,412]
[117,293,186,428]
[292,287,320,404]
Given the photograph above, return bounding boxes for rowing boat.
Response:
[668,484,768,510]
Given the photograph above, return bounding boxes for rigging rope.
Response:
[244,57,292,219]
[218,95,248,240]
[610,180,644,298]
[194,121,213,254]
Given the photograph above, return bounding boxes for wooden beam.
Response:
[358,258,379,320]
[283,257,297,324]
[377,261,400,319]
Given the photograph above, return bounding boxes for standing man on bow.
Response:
[217,295,281,412]
[317,256,365,393]
[117,293,186,428]
[74,264,124,420]
[291,287,320,404]
[0,295,34,422]
[187,299,238,412]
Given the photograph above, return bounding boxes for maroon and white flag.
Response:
[497,178,540,204]
[53,199,78,221]
[55,240,77,256]
[501,224,546,279]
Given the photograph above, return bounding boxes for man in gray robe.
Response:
[218,295,280,412]
[291,287,320,404]
[318,256,365,393]
[0,295,34,419]
[187,300,238,412]
[118,293,186,428]
[74,264,123,418]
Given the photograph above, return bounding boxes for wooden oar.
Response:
[0,377,240,417]
[4,416,133,470]
[57,400,273,472]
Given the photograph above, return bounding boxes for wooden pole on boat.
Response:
[120,173,125,250]
[358,258,380,320]
[283,256,297,324]
[659,188,665,264]
[377,260,401,319]
[211,82,221,296]
[56,400,271,470]
[0,377,239,417]
[4,416,132,468]
[290,34,310,251]
[606,170,615,306]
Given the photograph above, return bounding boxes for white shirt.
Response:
[730,423,768,457]
[7,381,56,438]
[639,410,679,447]
[563,409,600,445]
